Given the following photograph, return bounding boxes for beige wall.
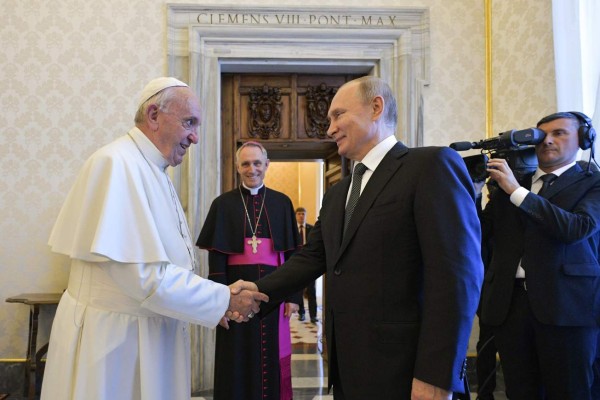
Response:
[297,162,321,225]
[264,162,321,225]
[492,0,556,131]
[0,0,555,360]
[264,162,299,207]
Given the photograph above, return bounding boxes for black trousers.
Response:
[298,280,317,319]
[494,286,598,400]
[476,320,497,399]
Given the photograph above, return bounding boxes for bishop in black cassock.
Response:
[197,184,300,400]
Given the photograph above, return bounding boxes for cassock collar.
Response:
[128,127,170,171]
[240,183,265,196]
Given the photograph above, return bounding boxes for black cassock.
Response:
[196,185,300,400]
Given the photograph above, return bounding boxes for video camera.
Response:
[450,128,546,183]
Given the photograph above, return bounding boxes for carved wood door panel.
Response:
[221,73,356,191]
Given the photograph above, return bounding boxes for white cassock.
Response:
[41,127,230,400]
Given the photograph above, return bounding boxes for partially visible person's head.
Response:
[535,112,581,172]
[135,77,201,167]
[327,76,397,161]
[295,207,307,225]
[236,141,270,189]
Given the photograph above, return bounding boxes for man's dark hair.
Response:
[536,112,580,128]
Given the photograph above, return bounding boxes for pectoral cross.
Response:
[247,235,262,254]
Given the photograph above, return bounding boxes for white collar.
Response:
[242,182,264,195]
[532,161,576,183]
[357,135,398,172]
[129,127,170,171]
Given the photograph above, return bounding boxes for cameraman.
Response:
[477,112,600,399]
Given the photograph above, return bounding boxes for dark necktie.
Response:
[344,163,368,233]
[299,225,305,245]
[537,173,557,197]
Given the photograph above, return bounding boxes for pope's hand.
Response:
[218,316,230,330]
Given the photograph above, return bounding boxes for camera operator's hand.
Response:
[486,158,521,195]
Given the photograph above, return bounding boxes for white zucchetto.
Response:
[138,77,189,108]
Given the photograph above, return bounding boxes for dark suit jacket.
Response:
[299,223,313,246]
[480,163,600,327]
[256,143,483,397]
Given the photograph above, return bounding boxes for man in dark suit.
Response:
[235,76,483,399]
[479,111,600,399]
[295,206,319,323]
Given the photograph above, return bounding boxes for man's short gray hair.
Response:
[235,141,268,164]
[349,76,397,130]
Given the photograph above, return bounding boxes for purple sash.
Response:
[227,238,284,266]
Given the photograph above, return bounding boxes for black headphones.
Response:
[568,111,596,150]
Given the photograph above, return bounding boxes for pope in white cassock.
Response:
[41,78,267,400]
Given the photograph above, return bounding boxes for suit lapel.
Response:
[328,176,351,257]
[542,164,585,199]
[334,142,408,263]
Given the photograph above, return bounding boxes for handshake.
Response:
[222,280,268,329]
